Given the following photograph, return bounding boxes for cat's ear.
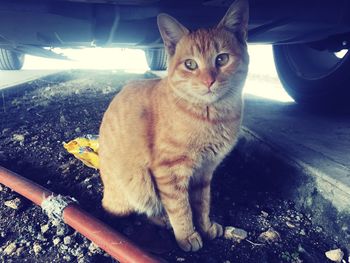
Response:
[218,0,249,41]
[157,14,189,56]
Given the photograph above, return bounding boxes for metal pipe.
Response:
[0,166,162,263]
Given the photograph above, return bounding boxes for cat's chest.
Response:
[190,121,240,160]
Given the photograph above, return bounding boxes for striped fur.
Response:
[99,0,249,252]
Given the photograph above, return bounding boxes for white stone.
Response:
[325,248,344,262]
[88,242,101,254]
[258,228,281,243]
[33,242,42,255]
[4,198,21,210]
[63,236,72,245]
[40,224,49,234]
[224,226,248,242]
[13,134,25,142]
[53,237,61,246]
[3,242,17,255]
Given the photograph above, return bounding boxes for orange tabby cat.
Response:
[99,0,249,252]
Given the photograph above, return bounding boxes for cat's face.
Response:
[168,29,248,104]
[158,0,249,104]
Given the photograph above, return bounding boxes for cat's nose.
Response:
[202,75,215,89]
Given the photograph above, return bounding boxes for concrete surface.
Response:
[242,94,350,246]
[0,70,61,90]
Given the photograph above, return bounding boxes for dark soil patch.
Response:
[0,70,344,263]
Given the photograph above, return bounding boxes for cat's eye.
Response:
[216,53,230,67]
[184,59,198,70]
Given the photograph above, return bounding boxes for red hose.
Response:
[0,166,162,263]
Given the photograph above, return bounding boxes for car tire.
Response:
[145,48,167,70]
[0,48,25,70]
[273,44,350,109]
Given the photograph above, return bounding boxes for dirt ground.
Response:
[0,70,346,263]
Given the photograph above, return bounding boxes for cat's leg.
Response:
[102,185,134,216]
[190,167,223,240]
[100,165,135,216]
[154,165,203,252]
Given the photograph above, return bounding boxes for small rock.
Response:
[4,242,17,255]
[13,134,25,143]
[60,115,66,124]
[258,228,281,244]
[53,237,61,246]
[315,226,323,233]
[63,236,72,245]
[0,184,3,191]
[299,229,306,236]
[56,225,68,236]
[223,261,231,263]
[40,224,49,234]
[60,244,68,251]
[325,248,344,262]
[261,211,269,218]
[33,242,42,255]
[71,247,83,257]
[286,221,296,228]
[4,198,21,210]
[176,257,186,262]
[224,226,248,242]
[63,255,71,261]
[15,246,24,256]
[75,127,81,133]
[88,242,101,254]
[36,233,47,242]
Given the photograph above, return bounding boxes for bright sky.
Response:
[23,45,294,102]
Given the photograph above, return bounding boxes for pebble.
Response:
[60,244,69,251]
[40,224,49,234]
[60,115,66,124]
[286,221,296,228]
[4,198,21,210]
[53,237,61,246]
[15,246,24,256]
[0,184,3,191]
[88,242,101,254]
[63,255,71,261]
[261,211,269,218]
[224,226,248,242]
[258,228,281,244]
[325,248,344,262]
[71,247,83,257]
[56,225,68,236]
[33,242,42,255]
[36,233,47,242]
[176,257,186,262]
[63,236,72,245]
[12,134,25,143]
[3,242,17,255]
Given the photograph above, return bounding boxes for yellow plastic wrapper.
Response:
[63,135,99,169]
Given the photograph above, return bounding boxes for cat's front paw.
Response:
[201,221,223,240]
[176,231,203,252]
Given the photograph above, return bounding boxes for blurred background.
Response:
[22,45,293,102]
